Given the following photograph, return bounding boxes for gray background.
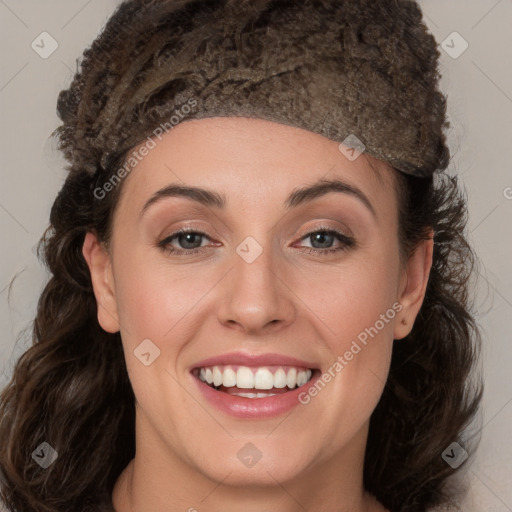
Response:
[0,1,511,510]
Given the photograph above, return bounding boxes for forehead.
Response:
[115,117,397,219]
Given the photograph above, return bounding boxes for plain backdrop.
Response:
[0,1,511,510]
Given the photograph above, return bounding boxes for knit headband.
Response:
[58,0,451,179]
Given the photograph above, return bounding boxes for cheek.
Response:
[111,246,215,347]
[290,247,399,424]
[290,245,401,341]
[110,248,210,423]
[295,266,396,380]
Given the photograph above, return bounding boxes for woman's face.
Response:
[85,117,430,494]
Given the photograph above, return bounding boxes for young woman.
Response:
[0,1,482,511]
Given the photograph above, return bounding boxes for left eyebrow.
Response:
[284,178,377,218]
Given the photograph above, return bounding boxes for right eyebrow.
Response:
[139,184,226,219]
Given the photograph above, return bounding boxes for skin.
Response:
[83,117,433,512]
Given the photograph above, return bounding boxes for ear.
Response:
[82,231,120,333]
[394,229,434,340]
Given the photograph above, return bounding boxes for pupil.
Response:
[179,233,201,249]
[311,232,333,248]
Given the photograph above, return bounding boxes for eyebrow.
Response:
[140,185,226,218]
[285,178,376,218]
[140,178,376,219]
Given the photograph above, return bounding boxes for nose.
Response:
[216,240,296,335]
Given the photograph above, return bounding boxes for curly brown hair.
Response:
[0,1,482,511]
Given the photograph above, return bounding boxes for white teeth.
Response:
[286,368,297,389]
[236,367,255,388]
[212,366,223,387]
[233,392,278,398]
[223,367,237,387]
[197,365,314,391]
[254,368,274,389]
[273,368,287,388]
[297,370,309,387]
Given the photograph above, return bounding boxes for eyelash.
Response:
[157,227,355,257]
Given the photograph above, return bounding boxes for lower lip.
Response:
[192,372,321,419]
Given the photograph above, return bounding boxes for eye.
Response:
[295,228,355,255]
[157,228,217,256]
[156,227,355,257]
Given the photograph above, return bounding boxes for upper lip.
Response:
[191,352,319,371]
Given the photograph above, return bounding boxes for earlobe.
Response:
[394,230,434,340]
[82,231,120,333]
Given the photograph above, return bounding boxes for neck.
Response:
[113,466,387,512]
[112,415,389,512]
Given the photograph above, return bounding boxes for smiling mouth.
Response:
[192,365,315,398]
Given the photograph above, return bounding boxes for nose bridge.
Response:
[217,234,295,333]
[235,235,276,294]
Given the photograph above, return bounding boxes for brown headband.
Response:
[61,0,451,179]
